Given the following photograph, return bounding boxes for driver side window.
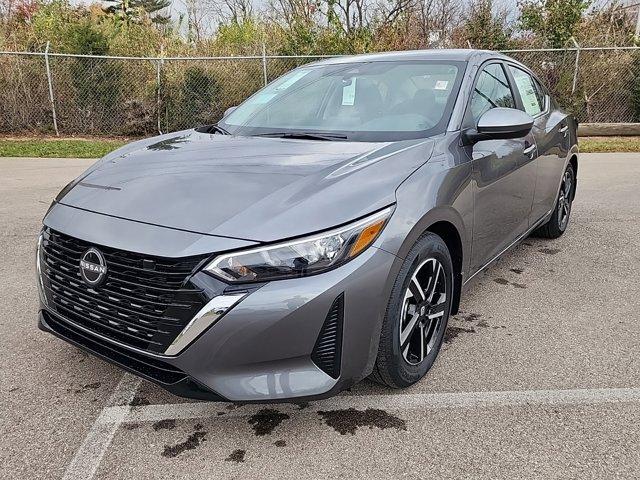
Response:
[470,63,515,126]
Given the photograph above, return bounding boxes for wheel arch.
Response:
[385,211,466,317]
[569,153,578,200]
[425,221,463,315]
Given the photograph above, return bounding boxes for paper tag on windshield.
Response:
[434,80,448,90]
[342,78,357,105]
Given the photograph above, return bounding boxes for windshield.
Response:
[220,60,466,142]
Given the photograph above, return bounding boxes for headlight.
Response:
[205,207,393,283]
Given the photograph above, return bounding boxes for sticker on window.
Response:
[342,78,357,106]
[434,80,449,90]
[514,76,541,116]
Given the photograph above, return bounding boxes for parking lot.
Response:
[1,153,639,479]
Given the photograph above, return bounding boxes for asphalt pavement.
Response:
[1,153,639,479]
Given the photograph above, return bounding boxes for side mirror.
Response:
[463,107,534,145]
[223,106,237,118]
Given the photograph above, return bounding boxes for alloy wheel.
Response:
[558,169,573,229]
[399,258,447,365]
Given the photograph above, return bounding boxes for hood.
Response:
[57,130,434,242]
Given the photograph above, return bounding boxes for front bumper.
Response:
[38,207,398,402]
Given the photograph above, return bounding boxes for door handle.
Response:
[559,125,568,137]
[523,144,536,158]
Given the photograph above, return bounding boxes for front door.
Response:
[464,62,537,272]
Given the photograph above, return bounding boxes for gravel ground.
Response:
[1,153,639,479]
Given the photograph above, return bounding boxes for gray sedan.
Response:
[37,49,578,402]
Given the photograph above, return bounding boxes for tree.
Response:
[213,0,254,24]
[103,0,172,25]
[462,0,512,50]
[519,0,591,48]
[415,0,463,48]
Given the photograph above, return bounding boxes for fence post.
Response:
[571,38,580,95]
[44,41,59,136]
[261,43,268,87]
[156,59,162,135]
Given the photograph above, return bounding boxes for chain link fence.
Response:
[503,47,639,124]
[0,47,638,137]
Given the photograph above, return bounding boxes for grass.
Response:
[1,135,640,158]
[0,137,127,158]
[579,136,640,153]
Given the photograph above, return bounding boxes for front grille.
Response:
[41,310,225,400]
[311,293,344,379]
[40,228,210,354]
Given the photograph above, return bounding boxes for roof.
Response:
[315,49,506,65]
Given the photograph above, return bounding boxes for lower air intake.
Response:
[311,293,344,379]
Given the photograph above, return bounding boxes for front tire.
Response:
[370,233,453,388]
[534,163,575,239]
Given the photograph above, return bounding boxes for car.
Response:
[36,49,578,402]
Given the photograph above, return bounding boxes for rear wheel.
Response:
[534,163,575,239]
[370,233,453,388]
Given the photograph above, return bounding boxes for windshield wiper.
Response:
[201,124,230,135]
[255,132,348,141]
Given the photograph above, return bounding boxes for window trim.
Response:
[504,62,550,119]
[461,59,517,130]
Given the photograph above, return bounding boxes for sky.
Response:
[71,0,628,35]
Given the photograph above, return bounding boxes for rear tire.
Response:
[370,232,453,388]
[534,163,575,239]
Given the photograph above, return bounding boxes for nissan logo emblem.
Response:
[79,247,107,287]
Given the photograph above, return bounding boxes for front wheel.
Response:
[370,233,453,388]
[534,163,575,239]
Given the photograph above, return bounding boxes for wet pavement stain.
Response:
[274,440,287,447]
[318,408,407,435]
[130,395,150,406]
[194,423,204,431]
[510,268,524,274]
[225,449,246,463]
[248,409,290,436]
[477,319,490,328]
[494,278,527,289]
[153,419,176,431]
[443,326,476,343]
[460,312,482,322]
[122,423,140,430]
[162,431,207,458]
[539,248,561,255]
[73,381,103,394]
[295,401,310,410]
[82,382,101,390]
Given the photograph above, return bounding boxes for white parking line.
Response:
[62,374,141,480]
[100,386,640,425]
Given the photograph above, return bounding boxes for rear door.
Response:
[464,61,537,273]
[506,64,570,224]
